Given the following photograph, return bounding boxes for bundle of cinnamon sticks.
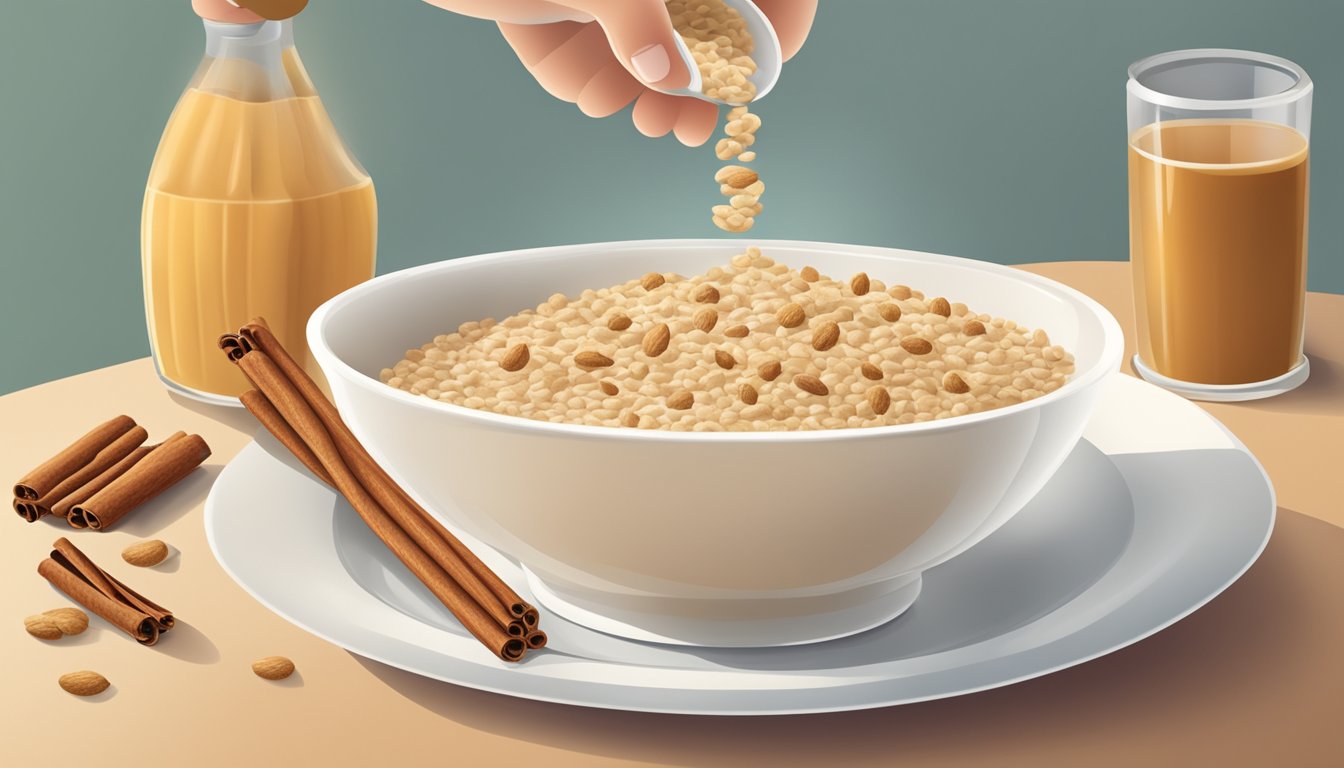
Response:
[218,319,545,662]
[38,537,175,645]
[13,416,210,530]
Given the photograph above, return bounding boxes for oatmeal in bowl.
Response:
[381,248,1076,431]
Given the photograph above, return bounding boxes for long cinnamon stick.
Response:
[68,432,211,530]
[37,537,174,645]
[240,389,332,484]
[237,322,538,629]
[233,350,524,661]
[221,321,541,660]
[14,415,137,501]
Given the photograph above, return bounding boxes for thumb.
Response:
[569,0,692,90]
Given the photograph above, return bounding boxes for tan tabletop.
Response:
[1,262,1340,767]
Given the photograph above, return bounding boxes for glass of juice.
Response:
[1127,49,1312,401]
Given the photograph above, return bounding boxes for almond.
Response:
[860,362,884,381]
[867,386,892,415]
[964,319,987,336]
[800,266,820,283]
[724,324,749,338]
[943,372,971,394]
[776,302,806,328]
[714,350,737,370]
[599,380,619,396]
[719,167,758,189]
[24,615,61,640]
[59,670,110,697]
[692,307,718,333]
[739,383,759,405]
[500,343,530,372]
[642,323,671,357]
[758,360,783,381]
[811,322,840,352]
[900,337,934,355]
[25,608,88,639]
[121,539,169,567]
[607,313,633,331]
[850,272,870,296]
[694,284,721,304]
[641,272,666,291]
[794,374,829,396]
[575,351,614,369]
[668,390,694,410]
[252,656,296,681]
[621,411,640,428]
[45,608,88,636]
[878,303,902,322]
[930,297,952,317]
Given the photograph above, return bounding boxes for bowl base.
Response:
[523,569,923,648]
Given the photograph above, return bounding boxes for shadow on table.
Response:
[1226,347,1342,418]
[119,465,221,537]
[154,620,221,665]
[352,509,1343,767]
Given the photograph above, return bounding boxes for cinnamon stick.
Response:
[240,389,332,484]
[50,444,155,519]
[20,426,150,521]
[14,415,137,501]
[220,320,542,660]
[236,350,524,660]
[237,323,538,629]
[37,537,174,645]
[68,432,211,530]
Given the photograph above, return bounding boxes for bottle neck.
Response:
[203,18,291,60]
[196,18,297,100]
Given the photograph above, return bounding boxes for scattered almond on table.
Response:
[252,656,296,681]
[122,539,170,567]
[59,670,110,697]
[24,607,89,640]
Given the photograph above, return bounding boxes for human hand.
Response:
[422,0,818,146]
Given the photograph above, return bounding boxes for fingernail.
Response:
[631,43,671,84]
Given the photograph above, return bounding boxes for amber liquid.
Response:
[1128,119,1308,384]
[142,51,376,398]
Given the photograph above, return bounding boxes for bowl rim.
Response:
[309,239,1125,443]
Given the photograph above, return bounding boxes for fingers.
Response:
[631,91,679,137]
[752,0,819,61]
[566,0,691,89]
[631,91,719,146]
[671,99,719,147]
[577,59,644,117]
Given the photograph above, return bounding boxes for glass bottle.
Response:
[142,2,376,404]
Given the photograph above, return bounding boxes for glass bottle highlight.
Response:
[142,5,376,404]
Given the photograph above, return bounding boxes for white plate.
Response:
[204,374,1274,715]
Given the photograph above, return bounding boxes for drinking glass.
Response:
[1127,49,1312,401]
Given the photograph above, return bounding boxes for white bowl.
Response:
[309,240,1124,646]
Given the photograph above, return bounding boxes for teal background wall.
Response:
[1,0,1339,395]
